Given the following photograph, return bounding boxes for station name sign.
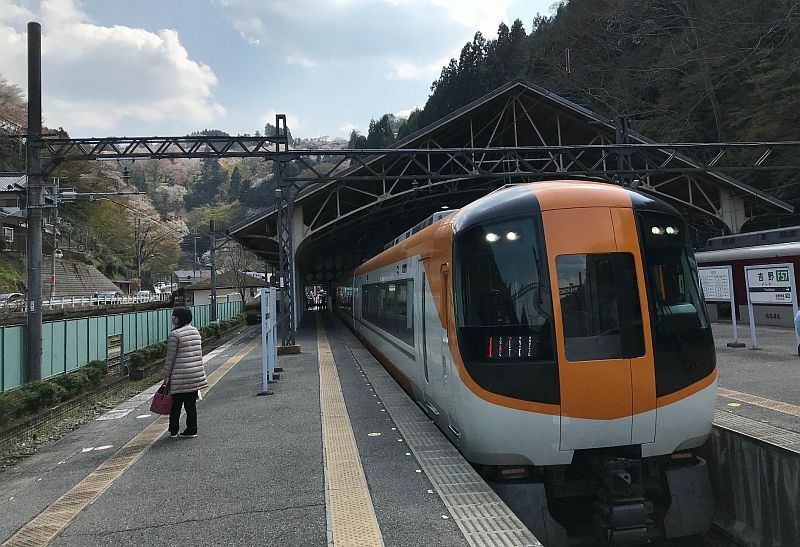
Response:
[746,265,793,304]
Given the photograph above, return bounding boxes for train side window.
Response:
[557,253,645,362]
[361,279,414,346]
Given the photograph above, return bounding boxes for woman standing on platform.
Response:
[164,307,207,438]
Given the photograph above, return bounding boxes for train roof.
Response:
[696,241,800,264]
[384,209,459,250]
[703,225,800,251]
[451,180,681,233]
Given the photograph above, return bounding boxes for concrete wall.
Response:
[706,302,795,328]
[701,425,800,546]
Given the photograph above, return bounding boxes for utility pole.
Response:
[193,229,198,279]
[49,177,59,300]
[209,219,217,322]
[25,22,43,382]
[135,217,142,283]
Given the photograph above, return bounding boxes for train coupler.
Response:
[593,458,656,544]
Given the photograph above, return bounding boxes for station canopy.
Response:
[229,79,791,283]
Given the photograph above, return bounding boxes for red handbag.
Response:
[150,384,173,415]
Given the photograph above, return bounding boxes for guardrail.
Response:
[0,293,172,312]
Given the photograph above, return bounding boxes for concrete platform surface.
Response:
[712,321,800,434]
[1,316,527,547]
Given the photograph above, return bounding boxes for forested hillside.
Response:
[358,0,800,212]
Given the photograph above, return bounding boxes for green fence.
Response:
[0,301,242,392]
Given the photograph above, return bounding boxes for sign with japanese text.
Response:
[746,265,794,304]
[699,267,731,302]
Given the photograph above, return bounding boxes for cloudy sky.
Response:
[1,0,556,139]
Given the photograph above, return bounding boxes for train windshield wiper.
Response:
[655,293,698,370]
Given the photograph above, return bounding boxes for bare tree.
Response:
[218,240,260,301]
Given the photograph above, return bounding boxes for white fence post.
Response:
[258,287,278,396]
[268,287,276,383]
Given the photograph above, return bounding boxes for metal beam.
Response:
[31,138,800,172]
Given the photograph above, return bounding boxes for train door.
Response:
[417,259,435,414]
[433,263,452,427]
[544,207,653,451]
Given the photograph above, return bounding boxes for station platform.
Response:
[712,321,800,437]
[0,314,540,547]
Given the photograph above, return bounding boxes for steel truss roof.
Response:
[229,80,796,276]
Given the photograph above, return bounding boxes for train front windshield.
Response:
[453,216,559,404]
[639,212,716,396]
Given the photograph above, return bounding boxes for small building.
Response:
[0,174,27,253]
[1,174,56,254]
[172,269,210,288]
[184,272,266,306]
[111,279,136,296]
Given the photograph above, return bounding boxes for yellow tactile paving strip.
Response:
[317,315,384,547]
[718,388,800,418]
[2,338,259,547]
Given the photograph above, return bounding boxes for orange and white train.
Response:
[341,179,717,544]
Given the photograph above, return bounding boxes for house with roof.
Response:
[0,173,28,252]
[1,173,125,299]
[183,271,266,306]
[172,269,210,288]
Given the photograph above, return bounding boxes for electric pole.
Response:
[135,217,142,283]
[209,219,217,322]
[49,177,60,300]
[25,22,43,382]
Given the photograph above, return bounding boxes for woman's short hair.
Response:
[172,306,192,327]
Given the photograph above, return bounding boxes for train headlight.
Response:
[485,232,500,242]
[505,231,519,241]
[666,226,679,235]
[651,226,665,235]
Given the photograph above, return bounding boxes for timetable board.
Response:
[699,267,731,302]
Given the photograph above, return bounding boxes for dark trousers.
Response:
[169,391,198,434]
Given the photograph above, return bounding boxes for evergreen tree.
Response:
[230,166,244,200]
[264,122,294,145]
[365,114,395,148]
[397,109,424,141]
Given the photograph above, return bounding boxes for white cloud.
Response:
[429,0,512,36]
[286,53,317,69]
[339,122,358,134]
[218,1,480,66]
[387,56,449,81]
[0,0,224,135]
[394,105,421,119]
[0,0,36,26]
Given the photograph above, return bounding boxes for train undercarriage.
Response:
[487,448,714,546]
